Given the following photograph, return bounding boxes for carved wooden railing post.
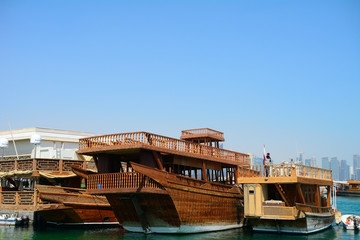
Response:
[15,192,19,208]
[59,159,63,172]
[34,190,37,210]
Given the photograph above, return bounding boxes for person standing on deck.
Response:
[265,153,272,177]
[263,145,272,177]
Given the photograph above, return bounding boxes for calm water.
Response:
[1,196,359,240]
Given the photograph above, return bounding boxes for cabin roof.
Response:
[348,180,360,185]
[0,127,93,142]
[180,128,225,142]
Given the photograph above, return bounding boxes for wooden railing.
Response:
[1,154,31,161]
[181,128,224,138]
[239,164,332,181]
[79,132,248,164]
[0,191,39,211]
[263,206,297,218]
[0,158,85,172]
[296,203,332,213]
[87,172,165,194]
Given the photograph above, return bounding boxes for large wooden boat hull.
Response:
[105,163,244,233]
[36,186,118,227]
[248,212,334,234]
[37,203,118,227]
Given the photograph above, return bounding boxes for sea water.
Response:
[0,196,358,240]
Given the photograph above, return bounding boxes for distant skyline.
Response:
[1,1,359,163]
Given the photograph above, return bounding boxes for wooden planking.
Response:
[295,203,332,214]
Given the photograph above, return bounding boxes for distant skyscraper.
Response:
[357,169,360,180]
[340,160,350,181]
[311,156,317,167]
[331,157,340,180]
[346,164,350,181]
[298,152,304,165]
[305,159,311,166]
[322,157,330,170]
[248,153,264,165]
[353,155,360,179]
[350,166,356,179]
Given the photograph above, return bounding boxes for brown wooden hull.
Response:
[36,186,118,226]
[105,163,244,233]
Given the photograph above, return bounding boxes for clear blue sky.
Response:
[1,0,359,164]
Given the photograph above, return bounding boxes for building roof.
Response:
[0,127,94,143]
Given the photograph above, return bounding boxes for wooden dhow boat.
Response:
[336,180,360,197]
[36,185,118,227]
[238,163,335,234]
[77,129,249,234]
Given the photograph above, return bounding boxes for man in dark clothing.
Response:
[265,153,272,177]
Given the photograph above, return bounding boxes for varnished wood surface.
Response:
[78,132,248,165]
[37,203,118,224]
[91,162,244,232]
[237,164,333,186]
[36,185,118,224]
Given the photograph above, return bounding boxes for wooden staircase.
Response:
[275,183,290,206]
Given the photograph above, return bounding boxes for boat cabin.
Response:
[237,164,333,220]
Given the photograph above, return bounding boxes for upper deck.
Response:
[78,131,249,166]
[348,180,360,185]
[237,164,333,186]
[180,128,225,142]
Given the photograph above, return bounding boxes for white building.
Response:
[0,127,93,160]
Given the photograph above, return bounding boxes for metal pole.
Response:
[8,120,19,160]
[34,144,37,159]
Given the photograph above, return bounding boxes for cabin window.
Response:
[249,190,254,194]
[103,217,110,222]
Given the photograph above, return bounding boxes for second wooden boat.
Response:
[36,185,119,227]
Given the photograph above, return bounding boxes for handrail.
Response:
[87,172,164,193]
[0,191,38,210]
[239,164,332,181]
[79,132,248,164]
[295,203,332,213]
[0,158,85,172]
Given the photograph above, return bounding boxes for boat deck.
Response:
[237,164,333,185]
[78,132,249,166]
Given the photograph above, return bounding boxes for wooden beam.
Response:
[314,185,320,207]
[202,160,207,181]
[296,184,305,204]
[235,166,240,184]
[152,151,164,171]
[327,186,331,207]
